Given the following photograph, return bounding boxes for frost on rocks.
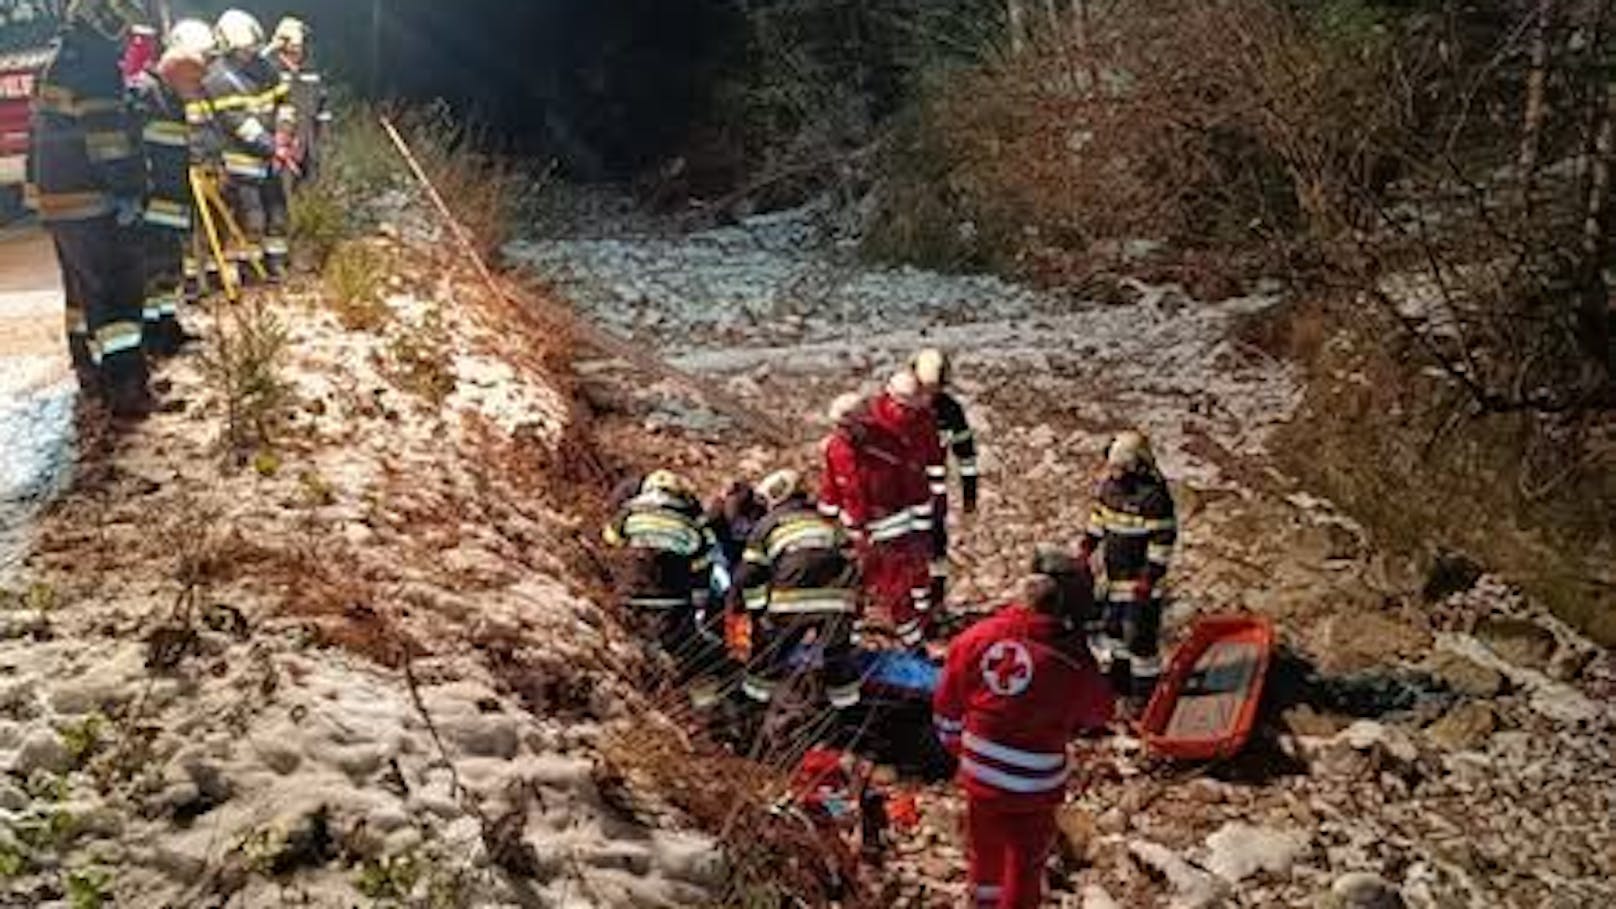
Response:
[1201,822,1306,884]
[1129,839,1226,909]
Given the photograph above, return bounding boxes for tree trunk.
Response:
[1519,0,1555,178]
[1577,73,1616,376]
[1008,0,1028,55]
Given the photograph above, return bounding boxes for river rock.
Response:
[1203,823,1306,883]
[1425,702,1497,751]
[1429,652,1505,697]
[1129,840,1225,908]
[13,728,69,775]
[1475,618,1556,670]
[1322,872,1404,908]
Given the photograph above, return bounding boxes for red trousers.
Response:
[966,799,1058,909]
[862,536,930,646]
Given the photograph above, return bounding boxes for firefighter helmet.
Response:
[167,18,217,57]
[271,16,308,50]
[756,470,803,509]
[215,9,264,53]
[642,469,695,500]
[913,348,951,389]
[827,393,864,424]
[1106,430,1156,473]
[66,0,145,39]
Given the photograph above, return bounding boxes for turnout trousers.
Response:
[743,610,861,710]
[49,216,147,398]
[966,799,1059,909]
[226,176,289,279]
[141,226,185,356]
[1097,584,1165,699]
[863,536,931,648]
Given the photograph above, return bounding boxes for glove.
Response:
[273,134,303,177]
[962,477,979,515]
[112,196,142,228]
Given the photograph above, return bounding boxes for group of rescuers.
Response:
[27,1,326,421]
[604,348,1179,908]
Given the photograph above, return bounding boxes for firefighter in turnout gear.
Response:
[913,348,979,606]
[128,36,203,356]
[819,390,929,648]
[204,10,289,281]
[264,17,329,184]
[734,470,863,712]
[1078,430,1178,703]
[602,470,721,679]
[27,0,152,417]
[165,18,222,306]
[933,549,1114,909]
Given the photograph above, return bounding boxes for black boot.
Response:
[102,353,155,423]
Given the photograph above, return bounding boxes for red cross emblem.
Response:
[981,640,1034,696]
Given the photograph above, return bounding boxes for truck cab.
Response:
[0,0,58,220]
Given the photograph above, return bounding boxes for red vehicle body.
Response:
[1,1,60,218]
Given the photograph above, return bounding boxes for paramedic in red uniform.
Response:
[819,388,930,648]
[868,370,945,637]
[933,548,1114,908]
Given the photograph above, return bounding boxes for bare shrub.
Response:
[199,298,293,460]
[322,241,389,332]
[397,102,519,259]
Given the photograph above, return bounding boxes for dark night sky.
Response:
[165,0,738,173]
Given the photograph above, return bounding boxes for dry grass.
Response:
[288,183,347,271]
[382,306,456,406]
[396,102,519,260]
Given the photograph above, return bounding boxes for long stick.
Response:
[376,114,794,447]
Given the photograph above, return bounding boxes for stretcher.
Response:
[1139,614,1274,760]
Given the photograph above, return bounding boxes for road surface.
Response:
[0,220,74,578]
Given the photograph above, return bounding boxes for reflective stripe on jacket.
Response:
[26,23,142,223]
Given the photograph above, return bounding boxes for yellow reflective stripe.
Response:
[144,199,191,230]
[1147,544,1174,566]
[34,85,123,118]
[742,547,768,565]
[602,525,625,546]
[31,191,113,221]
[95,321,143,356]
[84,130,135,162]
[765,519,839,559]
[142,121,189,146]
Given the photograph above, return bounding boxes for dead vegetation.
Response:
[196,296,294,462]
[321,241,389,331]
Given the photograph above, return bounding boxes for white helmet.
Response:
[1106,430,1156,473]
[642,469,695,500]
[168,18,216,57]
[886,369,923,405]
[271,16,307,50]
[913,348,950,389]
[215,9,264,53]
[827,392,864,423]
[755,470,803,509]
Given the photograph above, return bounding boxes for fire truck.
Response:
[0,0,57,220]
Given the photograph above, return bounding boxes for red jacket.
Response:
[819,407,919,547]
[933,605,1114,806]
[869,392,945,542]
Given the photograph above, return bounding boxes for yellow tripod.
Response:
[188,166,268,303]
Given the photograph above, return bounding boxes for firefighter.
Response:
[128,32,203,356]
[165,18,221,305]
[868,370,946,636]
[734,469,862,712]
[913,348,980,605]
[204,9,289,281]
[1078,430,1178,704]
[601,469,720,679]
[264,17,328,184]
[705,479,766,598]
[933,548,1114,909]
[819,390,928,649]
[27,0,152,417]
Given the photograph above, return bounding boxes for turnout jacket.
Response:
[127,71,192,231]
[733,495,859,616]
[934,391,980,511]
[1084,470,1177,594]
[934,605,1113,806]
[203,52,286,181]
[26,21,142,223]
[267,52,328,163]
[602,486,716,610]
